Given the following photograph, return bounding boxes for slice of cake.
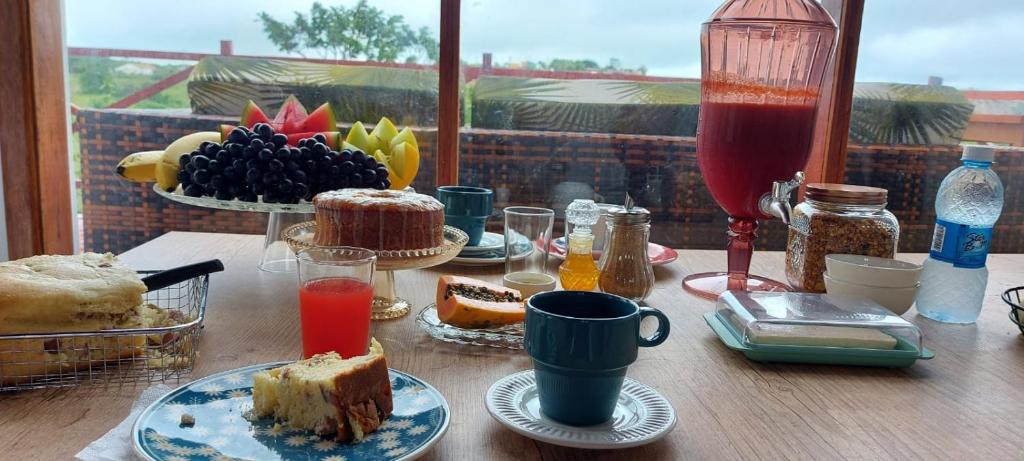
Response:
[252,338,393,442]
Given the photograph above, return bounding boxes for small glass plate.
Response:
[415,304,523,349]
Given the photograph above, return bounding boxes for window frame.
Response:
[0,0,75,258]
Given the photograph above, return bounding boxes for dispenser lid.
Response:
[607,205,650,224]
[708,0,837,26]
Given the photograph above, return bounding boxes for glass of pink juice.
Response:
[296,247,376,359]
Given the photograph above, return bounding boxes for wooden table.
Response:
[3,231,1024,460]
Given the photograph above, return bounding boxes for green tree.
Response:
[257,1,439,63]
[546,58,600,72]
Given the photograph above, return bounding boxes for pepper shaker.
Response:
[598,205,655,301]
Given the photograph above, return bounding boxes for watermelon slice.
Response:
[219,96,338,147]
[218,125,342,150]
[297,102,338,133]
[239,100,271,127]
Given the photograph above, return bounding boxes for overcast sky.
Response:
[66,0,1024,90]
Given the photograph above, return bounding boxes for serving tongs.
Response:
[141,259,224,292]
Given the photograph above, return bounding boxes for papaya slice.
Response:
[436,275,525,329]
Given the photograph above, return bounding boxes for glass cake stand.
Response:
[283,221,469,320]
[153,185,314,273]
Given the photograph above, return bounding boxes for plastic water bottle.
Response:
[916,145,1004,324]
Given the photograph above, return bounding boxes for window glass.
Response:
[459,1,737,250]
[65,1,440,253]
[851,0,1022,254]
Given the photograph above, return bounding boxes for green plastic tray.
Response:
[704,312,934,368]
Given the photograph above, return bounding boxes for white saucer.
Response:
[485,370,676,449]
[459,232,505,254]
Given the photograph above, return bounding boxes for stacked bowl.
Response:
[823,254,923,315]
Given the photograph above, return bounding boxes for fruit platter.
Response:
[118,96,422,272]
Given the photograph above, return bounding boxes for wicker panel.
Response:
[79,109,1023,254]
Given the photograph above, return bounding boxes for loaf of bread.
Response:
[252,338,393,442]
[0,253,147,334]
[313,189,445,251]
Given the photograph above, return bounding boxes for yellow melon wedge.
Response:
[390,141,419,185]
[370,117,399,145]
[345,121,379,154]
[390,127,418,151]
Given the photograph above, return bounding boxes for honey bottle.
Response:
[559,200,601,291]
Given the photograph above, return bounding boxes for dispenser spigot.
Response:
[758,171,804,225]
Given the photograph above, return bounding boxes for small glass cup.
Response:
[503,207,555,297]
[296,247,376,359]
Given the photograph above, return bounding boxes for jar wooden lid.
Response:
[805,183,888,205]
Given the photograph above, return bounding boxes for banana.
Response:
[155,131,222,191]
[115,150,163,183]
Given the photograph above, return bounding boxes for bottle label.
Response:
[929,219,993,268]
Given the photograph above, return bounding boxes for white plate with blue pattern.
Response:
[485,370,675,450]
[133,362,449,461]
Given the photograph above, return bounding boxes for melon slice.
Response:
[436,276,525,329]
[369,117,399,145]
[387,142,419,190]
[346,118,420,190]
[345,121,380,155]
[390,127,418,151]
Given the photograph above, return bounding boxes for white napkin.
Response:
[76,384,173,461]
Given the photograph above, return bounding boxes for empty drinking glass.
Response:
[503,207,555,297]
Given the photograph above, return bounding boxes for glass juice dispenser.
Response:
[683,0,839,300]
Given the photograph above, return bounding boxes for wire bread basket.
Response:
[1003,286,1024,335]
[0,271,208,391]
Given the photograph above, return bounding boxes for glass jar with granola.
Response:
[786,184,899,293]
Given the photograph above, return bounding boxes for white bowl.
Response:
[823,273,919,315]
[503,272,557,298]
[824,254,922,288]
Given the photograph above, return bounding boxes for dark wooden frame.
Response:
[0,0,74,258]
[436,0,461,186]
[2,0,862,256]
[807,0,865,184]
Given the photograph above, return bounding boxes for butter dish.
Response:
[705,291,933,367]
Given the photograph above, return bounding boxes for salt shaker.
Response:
[598,205,655,301]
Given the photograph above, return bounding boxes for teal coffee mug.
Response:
[524,291,670,426]
[436,186,493,246]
